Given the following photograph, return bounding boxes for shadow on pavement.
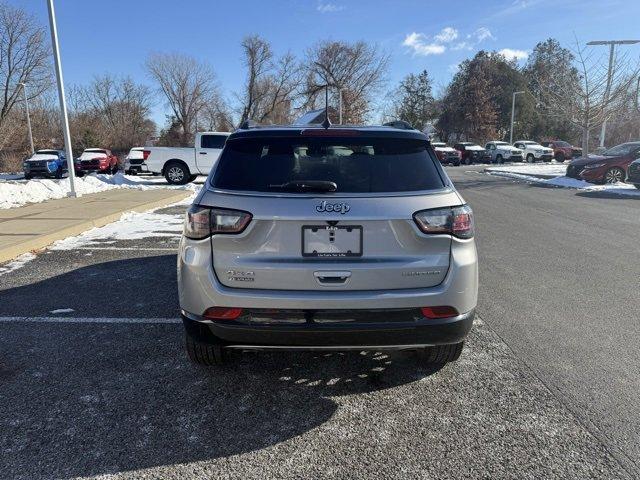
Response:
[0,320,439,479]
[0,255,180,318]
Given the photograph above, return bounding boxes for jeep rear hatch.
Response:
[201,134,458,291]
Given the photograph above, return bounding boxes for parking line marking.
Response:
[0,316,181,324]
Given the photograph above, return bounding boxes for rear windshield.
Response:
[211,137,445,193]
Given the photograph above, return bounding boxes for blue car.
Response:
[23,150,68,179]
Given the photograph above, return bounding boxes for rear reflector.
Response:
[142,150,150,161]
[203,307,243,320]
[420,306,459,319]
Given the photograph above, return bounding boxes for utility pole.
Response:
[509,91,524,144]
[587,39,640,148]
[338,88,343,125]
[19,83,35,155]
[47,0,78,197]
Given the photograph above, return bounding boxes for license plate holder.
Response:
[302,225,362,258]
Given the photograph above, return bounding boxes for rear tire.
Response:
[164,161,190,185]
[418,342,464,365]
[635,184,640,190]
[185,333,227,366]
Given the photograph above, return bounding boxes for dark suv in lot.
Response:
[178,123,478,366]
[567,142,640,184]
[454,142,491,165]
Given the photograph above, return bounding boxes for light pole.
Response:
[47,0,78,197]
[338,88,344,125]
[587,40,640,148]
[19,83,35,155]
[509,91,524,144]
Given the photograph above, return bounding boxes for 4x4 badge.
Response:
[316,201,350,214]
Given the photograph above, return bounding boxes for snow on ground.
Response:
[0,172,201,209]
[0,253,36,276]
[485,163,568,178]
[50,204,186,251]
[485,165,640,196]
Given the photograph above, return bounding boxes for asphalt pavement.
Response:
[0,171,638,479]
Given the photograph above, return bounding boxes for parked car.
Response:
[431,142,461,166]
[485,141,523,163]
[540,140,582,163]
[178,123,478,366]
[454,142,490,165]
[513,140,554,163]
[23,149,68,179]
[566,141,640,184]
[144,131,230,184]
[75,148,119,175]
[626,158,640,189]
[124,147,149,175]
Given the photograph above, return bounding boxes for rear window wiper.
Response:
[268,180,337,193]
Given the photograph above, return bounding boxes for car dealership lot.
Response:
[1,172,639,479]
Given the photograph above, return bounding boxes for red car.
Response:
[566,142,640,184]
[540,140,582,163]
[74,148,119,175]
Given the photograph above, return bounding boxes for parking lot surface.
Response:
[1,169,638,479]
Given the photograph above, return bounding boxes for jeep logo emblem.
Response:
[316,201,350,214]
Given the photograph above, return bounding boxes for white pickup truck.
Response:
[143,131,230,184]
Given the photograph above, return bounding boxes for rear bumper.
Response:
[178,235,478,314]
[182,308,474,349]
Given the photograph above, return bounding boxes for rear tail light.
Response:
[203,307,243,320]
[184,205,252,239]
[142,150,150,161]
[413,205,474,239]
[421,306,459,319]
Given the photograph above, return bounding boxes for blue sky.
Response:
[13,0,640,125]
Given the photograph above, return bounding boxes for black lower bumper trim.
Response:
[182,309,474,348]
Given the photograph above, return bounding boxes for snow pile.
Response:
[487,170,640,197]
[50,208,185,250]
[486,164,567,178]
[0,172,200,209]
[0,252,36,276]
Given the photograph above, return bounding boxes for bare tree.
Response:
[73,75,155,151]
[146,53,221,145]
[539,39,640,153]
[0,2,51,135]
[238,35,303,124]
[303,41,389,123]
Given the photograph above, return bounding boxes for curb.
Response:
[0,190,190,264]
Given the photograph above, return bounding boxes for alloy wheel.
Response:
[604,167,624,184]
[168,166,185,182]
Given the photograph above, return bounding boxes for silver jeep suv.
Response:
[178,125,478,366]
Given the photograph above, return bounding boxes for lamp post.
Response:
[47,0,78,197]
[338,88,343,125]
[509,91,525,144]
[19,83,35,155]
[587,40,640,148]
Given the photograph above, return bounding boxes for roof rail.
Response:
[382,120,415,130]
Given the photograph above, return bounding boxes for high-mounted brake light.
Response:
[184,205,252,239]
[203,307,243,320]
[413,205,474,239]
[142,150,150,161]
[301,129,360,137]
